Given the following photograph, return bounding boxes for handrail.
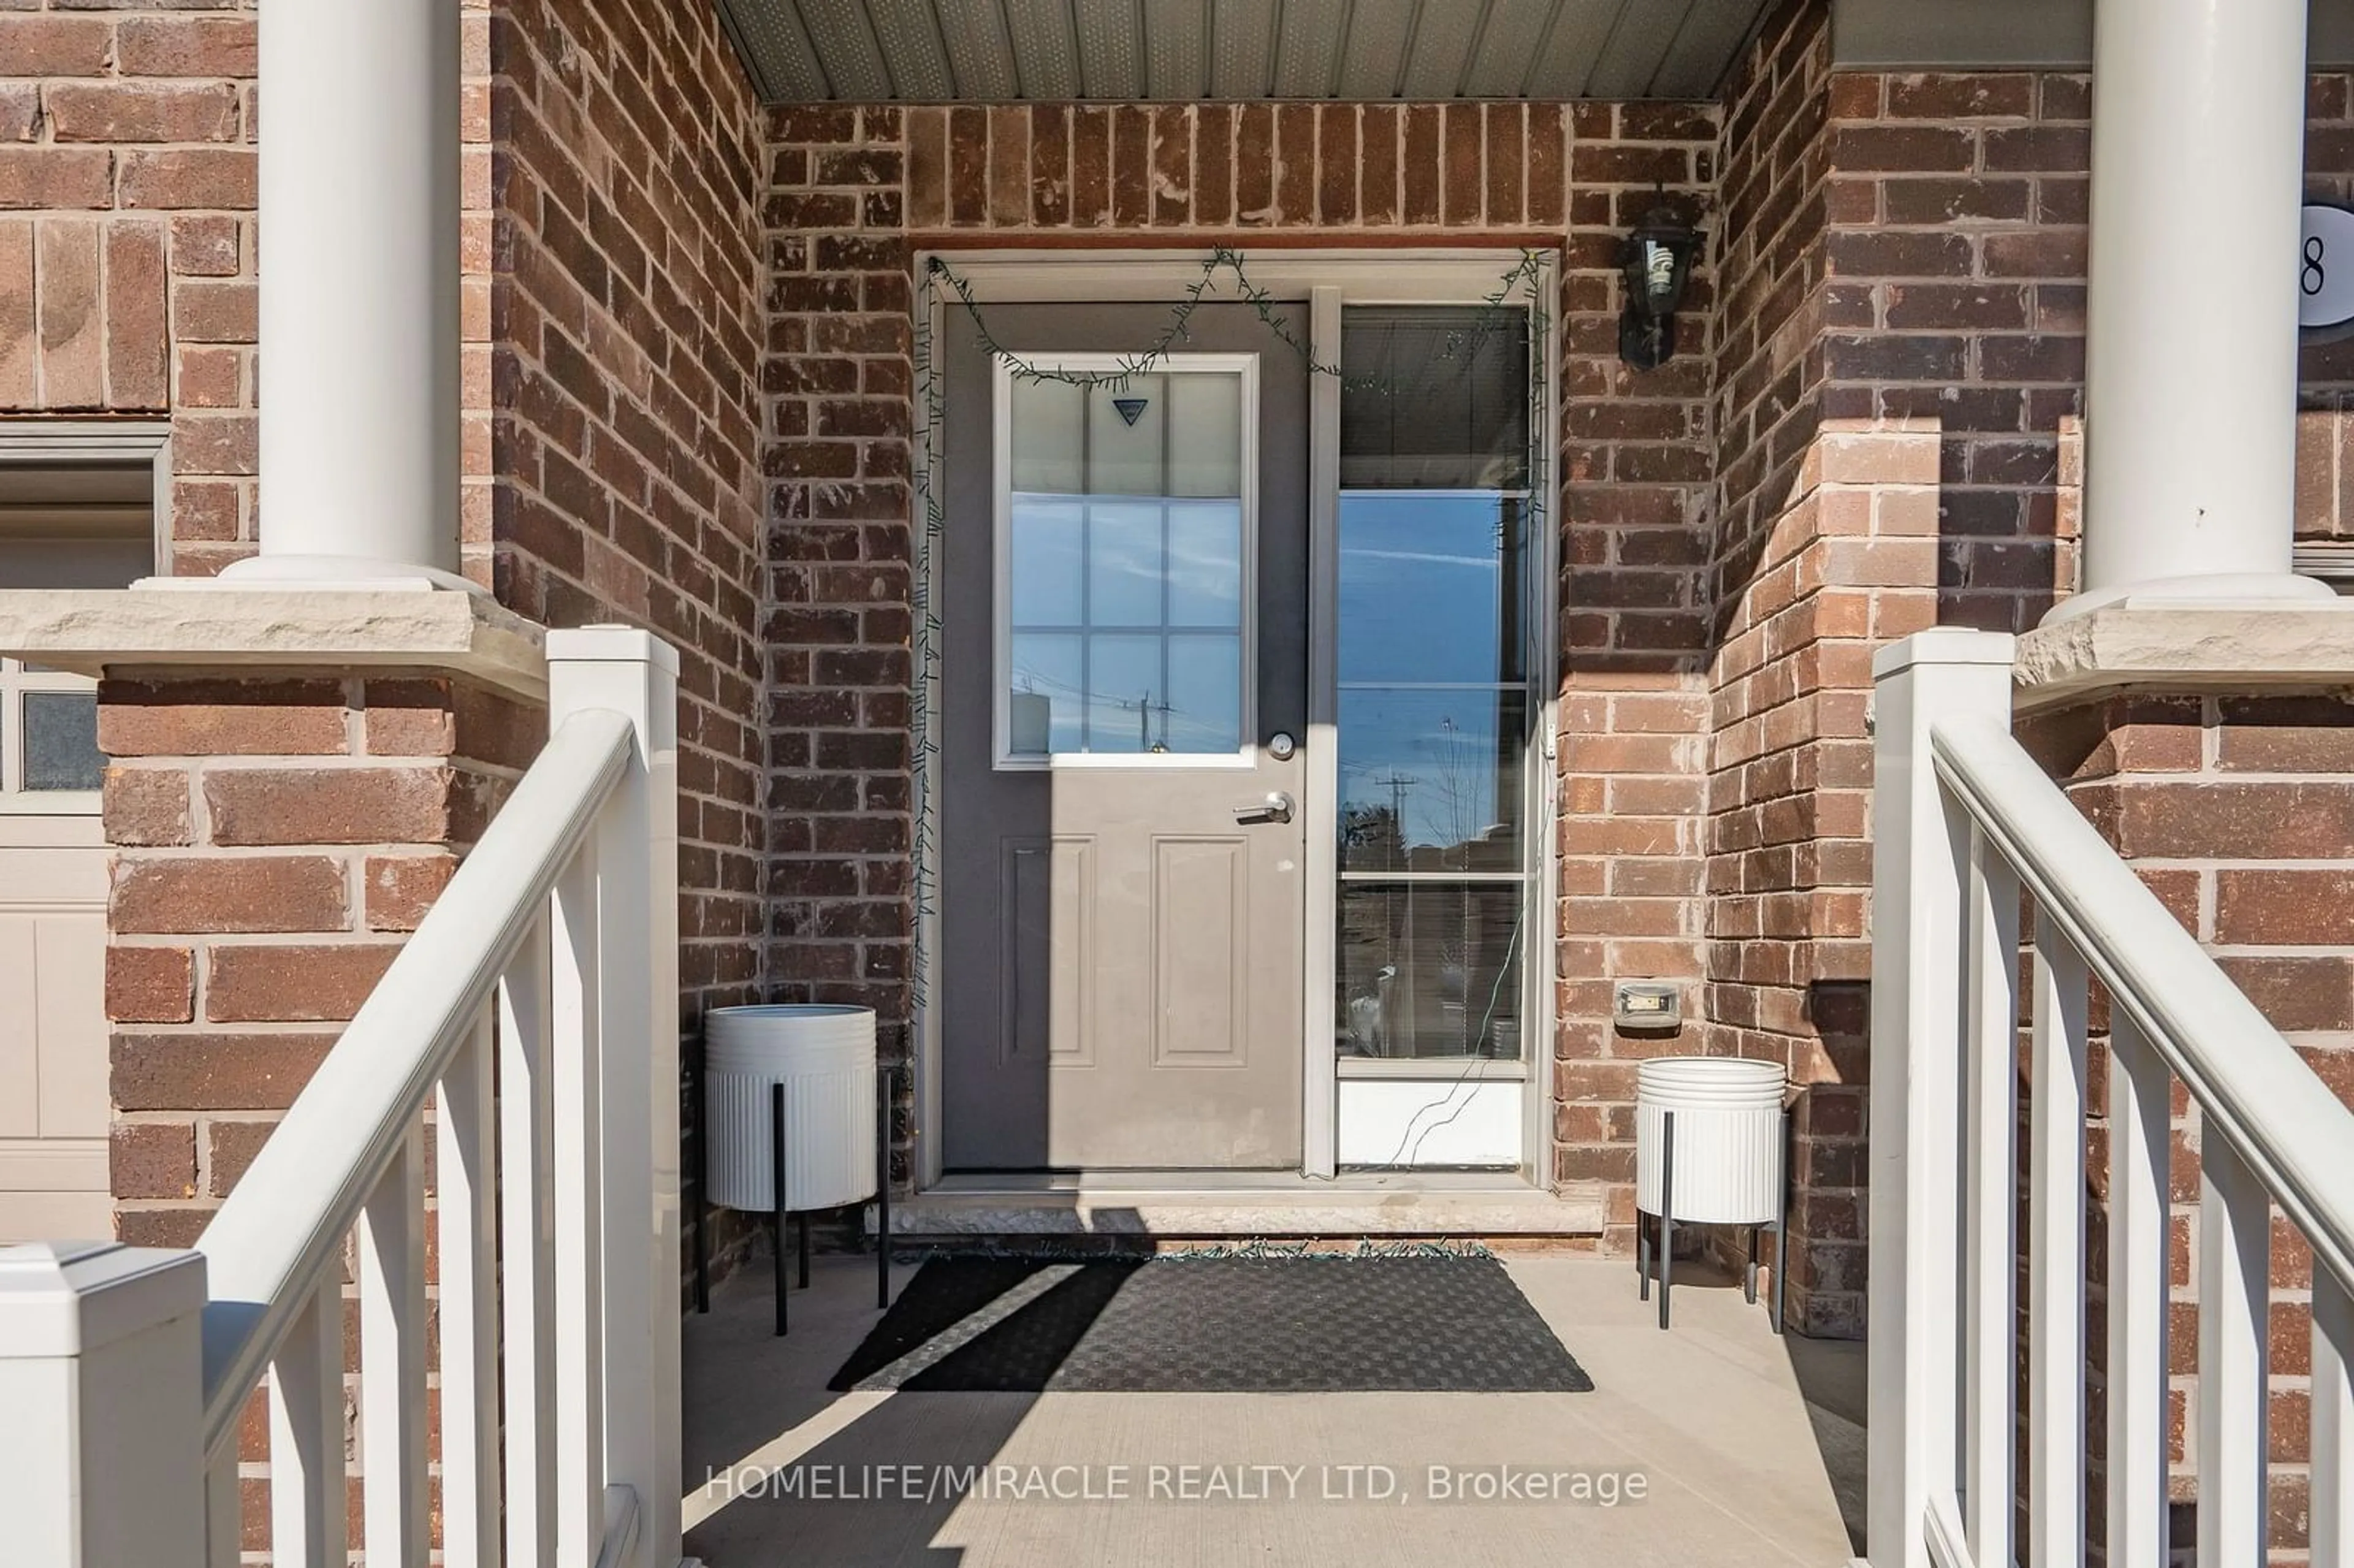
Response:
[1929,712,2354,1301]
[192,706,635,1453]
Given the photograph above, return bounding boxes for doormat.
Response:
[829,1254,1593,1393]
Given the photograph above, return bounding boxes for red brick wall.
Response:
[0,1,259,574]
[1802,65,2354,618]
[1687,18,2354,1336]
[1814,67,2089,633]
[1711,0,1829,613]
[1695,1,1914,1334]
[760,104,917,1032]
[487,0,766,1018]
[102,674,538,1243]
[1550,98,1720,1239]
[0,1,764,1282]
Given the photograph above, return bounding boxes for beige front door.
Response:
[0,449,159,1239]
[939,304,1311,1170]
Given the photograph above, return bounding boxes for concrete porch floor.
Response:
[681,1250,1865,1566]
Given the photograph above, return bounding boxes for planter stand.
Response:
[1632,1055,1792,1335]
[1637,1108,1791,1334]
[743,1065,896,1337]
[690,1005,896,1336]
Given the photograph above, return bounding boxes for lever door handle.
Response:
[1233,791,1296,825]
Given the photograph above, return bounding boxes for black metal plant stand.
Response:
[689,1054,899,1336]
[875,1062,893,1311]
[1636,1107,1790,1335]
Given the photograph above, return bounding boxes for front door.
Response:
[940,303,1309,1170]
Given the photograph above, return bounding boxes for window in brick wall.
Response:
[0,437,161,812]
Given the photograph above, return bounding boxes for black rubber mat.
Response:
[831,1255,1592,1393]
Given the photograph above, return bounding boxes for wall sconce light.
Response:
[1618,204,1702,372]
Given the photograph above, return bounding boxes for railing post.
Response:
[1867,628,2017,1568]
[0,1243,210,1567]
[546,626,681,1568]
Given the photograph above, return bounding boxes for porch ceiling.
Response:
[717,0,1772,105]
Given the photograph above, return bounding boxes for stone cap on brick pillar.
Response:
[0,586,547,705]
[2014,603,2354,715]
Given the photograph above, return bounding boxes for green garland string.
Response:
[906,249,1552,1116]
[928,244,1548,394]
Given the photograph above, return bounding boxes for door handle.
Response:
[1234,791,1296,825]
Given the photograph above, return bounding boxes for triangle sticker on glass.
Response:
[1112,397,1149,427]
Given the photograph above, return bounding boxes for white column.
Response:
[0,1243,210,1568]
[2059,0,2337,619]
[222,0,467,589]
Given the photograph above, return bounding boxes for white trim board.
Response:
[929,249,1552,306]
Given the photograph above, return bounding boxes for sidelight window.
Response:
[1333,307,1537,1063]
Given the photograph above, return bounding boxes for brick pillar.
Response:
[2016,667,2354,1550]
[102,673,541,1243]
[1706,418,1941,1338]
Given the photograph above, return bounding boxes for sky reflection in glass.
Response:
[1338,493,1524,686]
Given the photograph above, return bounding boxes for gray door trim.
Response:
[910,248,1562,1194]
[1302,287,1342,1178]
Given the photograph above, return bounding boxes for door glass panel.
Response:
[1084,633,1164,753]
[1338,689,1527,872]
[1166,501,1243,626]
[1086,501,1164,626]
[1009,379,1085,493]
[21,693,101,792]
[1338,492,1526,685]
[1337,881,1526,1061]
[1164,633,1242,753]
[1086,375,1168,495]
[1166,373,1243,497]
[1003,362,1251,760]
[1008,500,1083,625]
[1008,633,1083,754]
[1340,306,1530,490]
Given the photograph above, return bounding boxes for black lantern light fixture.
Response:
[1618,202,1702,372]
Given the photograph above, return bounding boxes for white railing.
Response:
[1867,628,2354,1568]
[0,626,682,1568]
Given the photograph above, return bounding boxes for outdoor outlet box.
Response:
[1613,981,1681,1031]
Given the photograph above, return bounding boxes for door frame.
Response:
[912,249,1562,1192]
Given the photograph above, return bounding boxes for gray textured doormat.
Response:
[829,1254,1593,1393]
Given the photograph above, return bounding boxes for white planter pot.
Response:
[1634,1057,1786,1225]
[704,1005,877,1212]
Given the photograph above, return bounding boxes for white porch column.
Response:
[2059,0,2337,620]
[221,0,467,589]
